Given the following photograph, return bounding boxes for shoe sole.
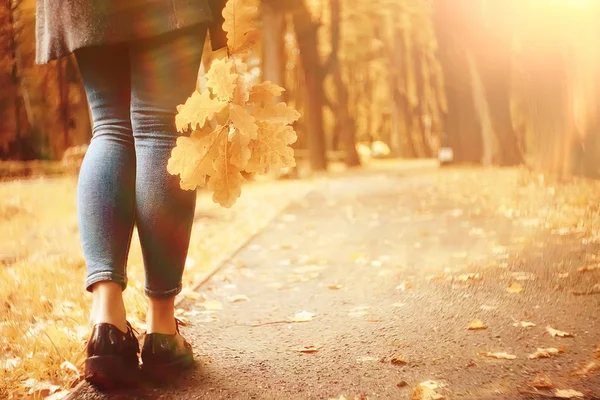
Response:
[85,355,140,390]
[141,356,194,383]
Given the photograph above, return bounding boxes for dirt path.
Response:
[75,166,600,400]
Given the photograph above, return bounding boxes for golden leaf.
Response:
[547,326,574,338]
[229,104,258,139]
[294,345,322,353]
[229,127,251,169]
[246,122,297,174]
[229,294,250,303]
[481,352,517,360]
[554,389,584,399]
[200,299,223,311]
[175,90,227,132]
[249,81,285,104]
[222,1,260,54]
[254,102,302,125]
[530,374,554,389]
[206,58,238,101]
[529,347,562,359]
[291,311,315,322]
[167,126,224,190]
[208,137,244,208]
[328,283,343,290]
[233,73,251,105]
[468,319,487,330]
[507,282,523,293]
[412,381,445,400]
[513,321,536,328]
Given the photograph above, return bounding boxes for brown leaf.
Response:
[507,282,523,293]
[481,352,517,360]
[529,347,562,359]
[294,345,322,353]
[547,326,574,338]
[206,58,238,101]
[468,319,487,330]
[578,265,599,272]
[390,354,408,365]
[530,374,554,390]
[554,389,584,399]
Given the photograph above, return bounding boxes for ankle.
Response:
[90,281,128,332]
[146,297,176,334]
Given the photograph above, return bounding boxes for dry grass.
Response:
[0,175,310,399]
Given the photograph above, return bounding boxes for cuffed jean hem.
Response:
[85,271,128,292]
[144,283,182,299]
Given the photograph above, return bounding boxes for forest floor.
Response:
[3,160,600,400]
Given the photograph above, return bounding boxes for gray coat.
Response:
[36,0,227,64]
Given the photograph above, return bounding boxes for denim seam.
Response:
[144,283,182,299]
[85,271,128,292]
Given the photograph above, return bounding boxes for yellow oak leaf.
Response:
[222,1,260,54]
[206,58,238,101]
[554,389,584,399]
[175,90,227,132]
[468,319,487,330]
[233,73,251,105]
[229,104,258,139]
[245,122,297,174]
[229,127,251,169]
[529,347,562,359]
[167,126,225,190]
[254,102,302,125]
[249,81,285,104]
[481,351,517,360]
[546,326,574,338]
[208,137,244,208]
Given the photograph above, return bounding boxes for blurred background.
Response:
[2,0,600,176]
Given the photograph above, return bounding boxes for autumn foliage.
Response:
[167,0,300,208]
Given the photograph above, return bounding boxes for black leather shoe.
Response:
[141,320,194,380]
[84,321,140,390]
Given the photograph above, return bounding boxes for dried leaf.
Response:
[229,104,258,140]
[222,2,260,54]
[468,319,487,330]
[175,90,227,132]
[208,137,244,208]
[45,390,70,400]
[575,361,599,376]
[558,272,570,279]
[229,294,250,303]
[554,389,584,399]
[481,352,517,360]
[229,127,251,170]
[513,321,536,328]
[507,282,523,293]
[254,102,302,125]
[529,347,562,359]
[390,354,408,365]
[412,381,445,400]
[167,126,224,190]
[245,122,297,174]
[396,280,413,291]
[530,374,554,389]
[233,73,251,105]
[249,81,285,104]
[206,58,238,101]
[291,311,315,322]
[547,326,574,338]
[294,345,322,353]
[328,283,343,290]
[578,265,599,272]
[60,360,79,375]
[22,379,61,396]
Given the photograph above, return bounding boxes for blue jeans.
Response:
[75,25,206,298]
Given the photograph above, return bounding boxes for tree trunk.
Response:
[261,1,286,101]
[292,2,327,171]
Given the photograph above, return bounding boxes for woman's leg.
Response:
[129,25,207,334]
[75,44,136,333]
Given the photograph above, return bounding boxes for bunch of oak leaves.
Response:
[167,1,300,208]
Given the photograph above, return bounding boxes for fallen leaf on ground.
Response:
[181,289,204,301]
[575,361,599,376]
[22,379,61,396]
[329,396,347,400]
[392,302,406,308]
[507,282,523,293]
[468,319,487,330]
[547,326,574,338]
[480,305,497,311]
[328,283,343,290]
[390,354,408,365]
[60,361,79,375]
[481,352,517,360]
[558,272,570,279]
[229,294,249,303]
[291,311,315,322]
[578,265,599,272]
[412,380,445,400]
[554,389,584,399]
[200,299,223,311]
[396,280,413,291]
[513,321,536,328]
[453,273,481,282]
[348,305,371,318]
[397,381,409,388]
[530,374,554,389]
[294,345,322,353]
[529,347,562,359]
[512,272,536,281]
[356,356,378,363]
